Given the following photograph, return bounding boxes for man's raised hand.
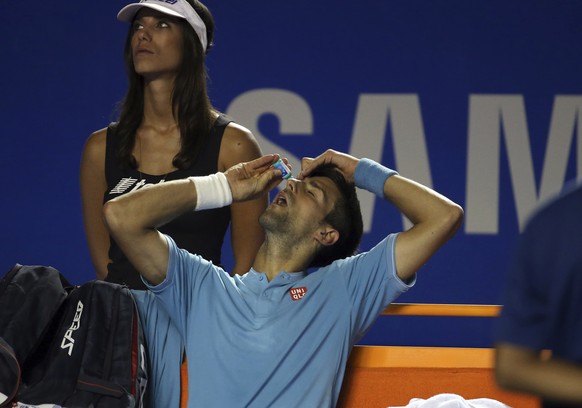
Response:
[225,154,289,202]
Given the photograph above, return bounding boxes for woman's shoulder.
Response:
[83,127,108,157]
[211,111,249,136]
[89,126,108,138]
[85,121,121,151]
[219,120,263,169]
[224,121,254,142]
[80,127,109,177]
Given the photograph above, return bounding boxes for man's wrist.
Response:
[188,173,233,211]
[353,158,398,197]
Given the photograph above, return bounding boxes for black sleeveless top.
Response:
[103,115,232,289]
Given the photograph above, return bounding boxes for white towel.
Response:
[390,393,510,408]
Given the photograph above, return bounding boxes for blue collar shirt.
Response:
[145,233,413,408]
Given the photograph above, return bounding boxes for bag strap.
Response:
[0,338,21,408]
[77,373,125,398]
[76,284,128,402]
[102,285,122,378]
[0,264,22,295]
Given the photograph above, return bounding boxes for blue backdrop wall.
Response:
[2,0,581,347]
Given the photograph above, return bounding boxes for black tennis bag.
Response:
[0,264,147,408]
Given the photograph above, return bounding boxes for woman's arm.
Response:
[80,128,111,280]
[219,122,268,275]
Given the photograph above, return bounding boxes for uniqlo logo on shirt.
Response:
[289,287,307,301]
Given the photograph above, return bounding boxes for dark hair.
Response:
[308,164,363,268]
[114,0,216,170]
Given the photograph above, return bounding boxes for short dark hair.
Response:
[308,164,363,268]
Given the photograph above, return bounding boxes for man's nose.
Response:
[286,178,300,191]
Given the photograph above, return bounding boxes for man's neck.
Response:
[252,238,314,281]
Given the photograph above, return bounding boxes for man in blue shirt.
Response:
[105,149,463,407]
[495,182,582,408]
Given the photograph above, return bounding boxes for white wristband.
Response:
[188,173,233,211]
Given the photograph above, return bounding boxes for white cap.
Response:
[118,0,208,52]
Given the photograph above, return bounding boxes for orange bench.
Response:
[338,304,539,408]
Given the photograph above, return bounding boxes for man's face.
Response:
[260,176,342,239]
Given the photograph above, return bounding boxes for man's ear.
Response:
[314,227,339,247]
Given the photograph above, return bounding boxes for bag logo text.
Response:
[60,300,84,356]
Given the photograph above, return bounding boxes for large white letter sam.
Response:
[349,94,433,231]
[226,89,310,179]
[465,95,582,234]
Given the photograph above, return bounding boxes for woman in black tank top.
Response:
[80,0,267,287]
[79,1,267,406]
